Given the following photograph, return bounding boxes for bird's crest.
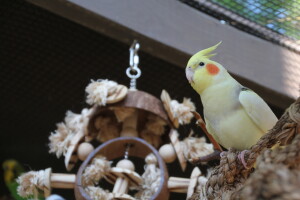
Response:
[188,42,222,66]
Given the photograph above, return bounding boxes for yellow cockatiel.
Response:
[185,42,278,153]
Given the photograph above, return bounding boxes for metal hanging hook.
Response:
[129,41,140,69]
[126,40,141,90]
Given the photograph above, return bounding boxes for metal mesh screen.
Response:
[0,0,283,199]
[181,0,300,53]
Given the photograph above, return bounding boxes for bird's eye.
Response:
[199,62,205,67]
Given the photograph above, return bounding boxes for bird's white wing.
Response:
[239,88,278,133]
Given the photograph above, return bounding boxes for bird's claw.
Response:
[237,150,250,169]
[189,150,222,165]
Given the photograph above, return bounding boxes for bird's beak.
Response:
[185,67,194,84]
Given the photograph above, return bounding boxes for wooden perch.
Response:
[43,168,76,196]
[120,109,138,137]
[168,167,203,199]
[168,177,190,193]
[50,172,76,189]
[106,159,142,200]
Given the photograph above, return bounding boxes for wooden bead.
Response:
[116,159,135,171]
[77,142,94,161]
[159,144,176,163]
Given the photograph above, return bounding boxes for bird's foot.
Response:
[220,151,227,157]
[189,150,222,165]
[237,150,250,169]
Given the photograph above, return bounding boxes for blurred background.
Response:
[1,0,299,199]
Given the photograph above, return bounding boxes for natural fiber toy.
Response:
[185,42,278,168]
[17,156,210,200]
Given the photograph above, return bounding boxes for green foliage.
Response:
[6,181,27,200]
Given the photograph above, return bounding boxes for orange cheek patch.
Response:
[206,63,220,75]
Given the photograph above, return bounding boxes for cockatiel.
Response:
[185,42,278,166]
[3,159,26,200]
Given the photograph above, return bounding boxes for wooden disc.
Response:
[43,168,52,197]
[109,193,135,200]
[169,129,187,171]
[187,167,201,199]
[106,85,128,104]
[160,90,179,128]
[87,90,172,140]
[105,167,142,187]
[64,131,85,171]
[74,137,169,200]
[112,90,169,121]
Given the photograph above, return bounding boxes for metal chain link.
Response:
[124,143,133,159]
